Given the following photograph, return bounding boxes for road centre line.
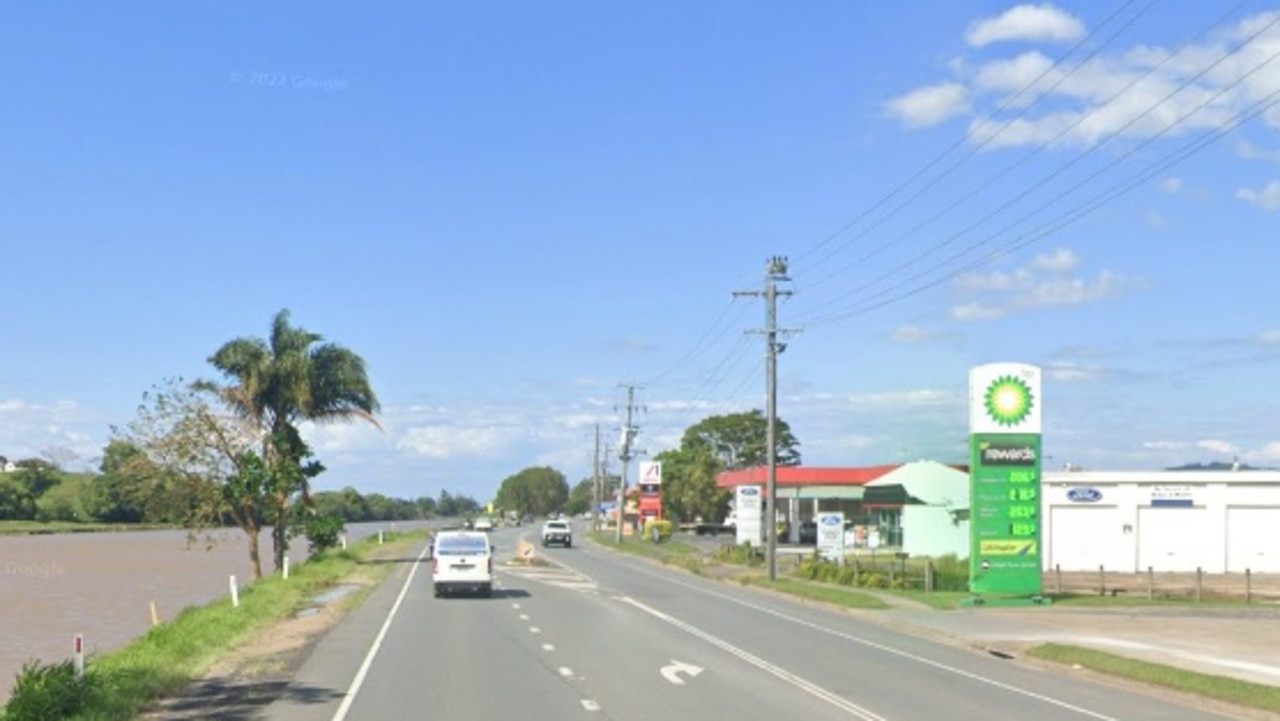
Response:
[330,541,432,721]
[620,595,888,721]
[602,558,1119,721]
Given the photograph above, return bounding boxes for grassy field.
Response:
[0,529,428,721]
[736,576,891,609]
[1028,643,1280,714]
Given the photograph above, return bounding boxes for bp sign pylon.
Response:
[967,363,1048,605]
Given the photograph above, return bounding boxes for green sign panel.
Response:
[969,433,1042,596]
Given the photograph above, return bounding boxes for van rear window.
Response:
[436,536,488,555]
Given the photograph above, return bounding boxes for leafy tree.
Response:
[652,411,801,523]
[11,462,60,498]
[680,410,801,470]
[0,476,36,520]
[565,477,595,517]
[83,441,151,523]
[436,490,480,517]
[119,379,267,578]
[494,466,568,517]
[203,308,380,573]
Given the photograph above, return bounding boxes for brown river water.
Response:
[0,521,433,702]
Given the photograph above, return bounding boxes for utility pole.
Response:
[614,384,644,543]
[592,424,602,532]
[734,256,796,581]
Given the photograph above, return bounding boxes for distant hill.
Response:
[1165,461,1278,471]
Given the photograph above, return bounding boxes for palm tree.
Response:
[205,309,380,572]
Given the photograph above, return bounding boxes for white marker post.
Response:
[73,634,84,680]
[283,555,290,580]
[341,533,347,550]
[378,530,384,545]
[230,575,239,608]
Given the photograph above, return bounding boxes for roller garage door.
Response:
[1137,506,1214,572]
[1226,507,1280,573]
[1049,505,1124,571]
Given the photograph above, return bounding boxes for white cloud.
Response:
[951,252,1146,321]
[965,4,1086,48]
[1161,177,1184,194]
[1043,362,1106,383]
[398,426,508,459]
[1144,210,1166,228]
[1259,441,1280,460]
[888,324,953,344]
[1236,140,1280,163]
[0,399,104,469]
[951,302,1007,321]
[1256,330,1280,345]
[1236,180,1280,211]
[892,10,1280,149]
[884,83,970,128]
[1031,247,1078,272]
[1195,439,1239,456]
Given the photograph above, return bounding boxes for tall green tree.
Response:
[203,309,380,573]
[680,410,801,470]
[652,410,802,523]
[565,477,595,517]
[494,466,569,517]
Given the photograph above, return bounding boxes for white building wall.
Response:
[1043,471,1280,573]
[900,505,967,558]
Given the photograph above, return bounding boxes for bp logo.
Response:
[983,375,1034,427]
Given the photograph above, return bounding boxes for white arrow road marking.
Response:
[620,596,889,721]
[660,660,703,685]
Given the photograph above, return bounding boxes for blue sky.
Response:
[4,2,1280,502]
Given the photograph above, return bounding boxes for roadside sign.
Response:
[816,512,845,563]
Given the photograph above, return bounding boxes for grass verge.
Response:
[1027,643,1280,714]
[737,576,891,610]
[1,529,427,721]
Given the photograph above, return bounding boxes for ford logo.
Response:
[819,515,841,526]
[1067,487,1103,503]
[739,487,760,496]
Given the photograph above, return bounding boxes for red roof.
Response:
[716,465,900,488]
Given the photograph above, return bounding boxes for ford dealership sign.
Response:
[1067,487,1103,503]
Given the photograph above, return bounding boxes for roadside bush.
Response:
[929,554,970,592]
[302,513,346,555]
[714,542,764,567]
[643,519,674,542]
[4,660,94,720]
[836,566,859,586]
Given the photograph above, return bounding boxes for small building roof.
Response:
[716,465,901,488]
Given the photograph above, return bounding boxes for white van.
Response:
[431,531,494,598]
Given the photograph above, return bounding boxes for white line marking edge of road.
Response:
[330,541,431,721]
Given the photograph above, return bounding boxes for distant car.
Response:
[541,520,572,548]
[474,517,495,532]
[798,520,818,544]
[432,531,494,598]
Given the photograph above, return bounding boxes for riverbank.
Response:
[1,529,428,720]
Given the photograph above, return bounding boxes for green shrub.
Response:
[714,542,764,567]
[643,519,674,542]
[836,566,858,586]
[302,514,346,554]
[4,660,93,720]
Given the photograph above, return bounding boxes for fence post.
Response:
[1246,568,1252,604]
[1147,566,1153,600]
[1099,564,1106,596]
[73,634,84,680]
[925,559,934,593]
[1055,564,1061,595]
[1195,567,1202,602]
[230,575,239,608]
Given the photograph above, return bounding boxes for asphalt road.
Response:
[265,523,1247,721]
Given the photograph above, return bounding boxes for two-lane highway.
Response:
[267,523,1247,721]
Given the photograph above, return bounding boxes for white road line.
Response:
[330,541,431,721]
[581,699,601,711]
[614,561,1120,721]
[520,613,530,620]
[512,603,521,609]
[559,666,574,677]
[530,626,542,634]
[542,643,555,651]
[621,596,888,721]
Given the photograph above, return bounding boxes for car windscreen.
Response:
[546,523,568,530]
[435,536,488,555]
